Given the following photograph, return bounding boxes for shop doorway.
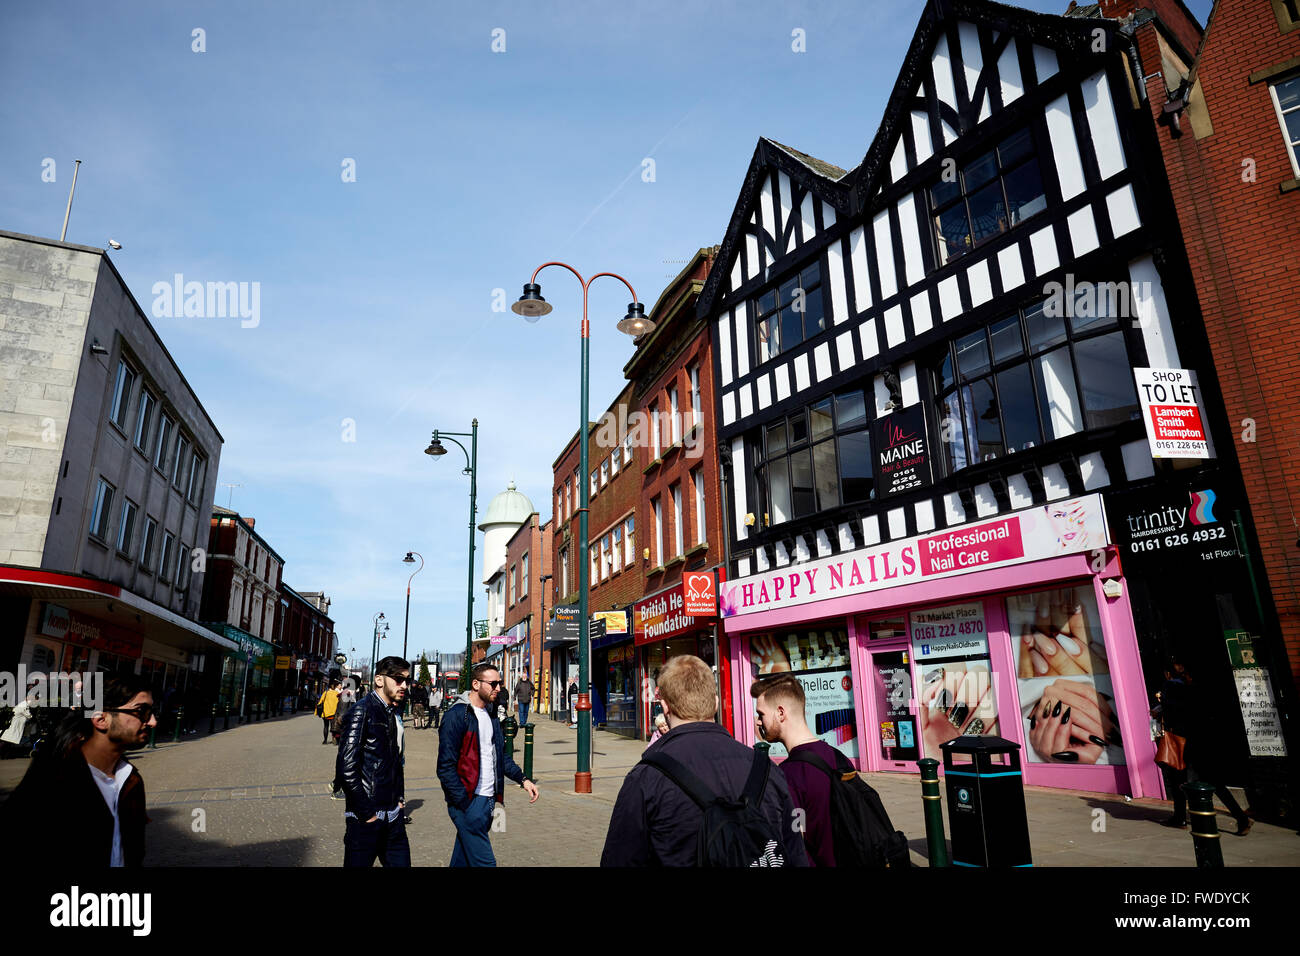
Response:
[867,647,920,770]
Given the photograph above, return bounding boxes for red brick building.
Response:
[549,383,642,732]
[624,247,732,735]
[502,512,552,713]
[1126,0,1300,694]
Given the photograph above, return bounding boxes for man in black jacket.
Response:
[600,655,808,867]
[1,672,155,867]
[336,656,410,867]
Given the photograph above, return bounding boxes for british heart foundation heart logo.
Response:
[683,572,715,615]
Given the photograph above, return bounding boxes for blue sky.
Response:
[0,0,1211,663]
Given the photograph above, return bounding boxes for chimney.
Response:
[1094,0,1203,62]
[245,517,255,528]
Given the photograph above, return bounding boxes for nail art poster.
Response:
[1008,586,1125,765]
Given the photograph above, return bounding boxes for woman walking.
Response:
[316,680,340,744]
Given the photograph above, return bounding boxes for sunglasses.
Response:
[475,679,503,689]
[384,675,409,685]
[107,705,154,722]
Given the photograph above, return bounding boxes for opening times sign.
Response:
[1134,367,1213,459]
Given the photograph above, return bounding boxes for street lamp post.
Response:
[425,420,479,694]
[371,612,387,685]
[402,551,424,715]
[538,572,552,717]
[512,265,650,793]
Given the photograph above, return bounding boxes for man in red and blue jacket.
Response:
[436,662,539,866]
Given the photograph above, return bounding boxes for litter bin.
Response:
[942,735,1031,867]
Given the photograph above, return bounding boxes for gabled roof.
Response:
[696,137,850,318]
[845,0,1128,213]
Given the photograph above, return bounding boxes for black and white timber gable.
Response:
[703,0,1205,580]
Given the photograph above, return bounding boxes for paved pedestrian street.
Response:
[2,713,1296,867]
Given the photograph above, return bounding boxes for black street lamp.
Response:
[425,420,478,693]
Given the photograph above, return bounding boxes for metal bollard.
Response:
[754,740,771,758]
[503,716,519,759]
[917,758,950,867]
[148,725,157,750]
[172,707,184,743]
[209,705,217,735]
[1184,781,1225,868]
[223,703,231,731]
[523,722,535,779]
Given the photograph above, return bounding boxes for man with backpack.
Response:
[752,674,910,868]
[600,655,807,867]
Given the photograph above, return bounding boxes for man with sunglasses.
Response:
[1,672,156,867]
[436,662,539,866]
[336,656,411,867]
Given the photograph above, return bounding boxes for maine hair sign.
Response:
[872,405,933,498]
[1133,367,1213,459]
[719,495,1109,617]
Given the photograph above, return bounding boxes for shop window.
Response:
[749,629,855,758]
[910,603,998,760]
[1005,586,1122,766]
[753,388,873,527]
[934,297,1138,474]
[755,261,825,364]
[931,128,1047,265]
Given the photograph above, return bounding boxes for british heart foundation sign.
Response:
[683,571,716,615]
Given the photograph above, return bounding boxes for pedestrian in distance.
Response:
[1150,659,1191,829]
[514,673,534,727]
[436,662,539,867]
[429,685,443,729]
[1,672,156,866]
[646,713,669,748]
[567,676,579,728]
[1180,660,1252,835]
[410,680,428,729]
[752,673,910,868]
[601,655,808,867]
[317,680,341,745]
[335,657,411,867]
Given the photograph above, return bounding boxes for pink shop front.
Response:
[719,494,1163,799]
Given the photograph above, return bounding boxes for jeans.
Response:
[447,794,497,867]
[518,701,530,726]
[343,813,411,867]
[322,717,332,743]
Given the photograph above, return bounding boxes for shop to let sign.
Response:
[1134,368,1213,459]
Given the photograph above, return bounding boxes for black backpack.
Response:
[783,749,911,868]
[640,750,790,867]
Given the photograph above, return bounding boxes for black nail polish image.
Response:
[1042,701,1052,719]
[1051,751,1080,762]
[1030,716,1038,729]
[1107,729,1123,745]
[1061,706,1071,725]
[1088,735,1107,747]
[1052,700,1062,717]
[949,702,969,726]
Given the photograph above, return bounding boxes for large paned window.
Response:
[134,389,156,454]
[755,388,874,526]
[154,414,173,472]
[693,468,706,545]
[935,296,1140,473]
[613,526,623,571]
[624,516,635,566]
[650,402,661,458]
[1270,74,1300,177]
[653,497,663,565]
[931,128,1047,265]
[160,532,175,583]
[139,516,158,571]
[521,553,528,596]
[116,498,138,555]
[176,542,190,590]
[90,479,114,541]
[755,262,825,363]
[672,483,684,557]
[172,434,191,487]
[689,365,701,429]
[669,386,681,445]
[188,453,205,504]
[110,360,136,430]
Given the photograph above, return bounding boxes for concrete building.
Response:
[0,230,230,697]
[502,512,552,712]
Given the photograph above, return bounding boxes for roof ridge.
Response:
[763,138,848,181]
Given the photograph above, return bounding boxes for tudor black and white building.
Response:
[705,0,1282,803]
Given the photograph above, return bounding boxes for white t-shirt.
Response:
[472,703,495,797]
[88,758,134,867]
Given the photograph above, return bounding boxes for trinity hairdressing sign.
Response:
[719,496,1108,618]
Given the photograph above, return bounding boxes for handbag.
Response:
[316,700,324,717]
[1154,729,1186,770]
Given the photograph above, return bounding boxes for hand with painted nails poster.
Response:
[910,602,999,759]
[1008,587,1124,765]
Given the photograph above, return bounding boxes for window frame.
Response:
[1268,73,1300,178]
[669,386,680,445]
[653,497,663,565]
[90,478,115,542]
[753,261,826,365]
[693,467,706,545]
[625,516,635,566]
[689,364,701,430]
[672,483,684,557]
[649,402,661,459]
[109,359,137,432]
[139,515,158,571]
[133,388,156,454]
[154,413,174,473]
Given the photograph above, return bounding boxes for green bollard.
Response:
[208,705,216,735]
[917,758,950,867]
[503,715,519,759]
[148,724,157,750]
[754,740,771,758]
[172,707,183,743]
[223,703,231,731]
[1184,782,1225,868]
[523,722,535,779]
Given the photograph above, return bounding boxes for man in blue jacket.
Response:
[436,661,539,866]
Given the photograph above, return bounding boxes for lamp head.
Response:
[424,433,447,456]
[512,283,551,320]
[403,552,415,563]
[617,302,653,337]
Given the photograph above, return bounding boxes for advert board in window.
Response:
[749,628,857,760]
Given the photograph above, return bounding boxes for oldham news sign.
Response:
[1134,368,1213,460]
